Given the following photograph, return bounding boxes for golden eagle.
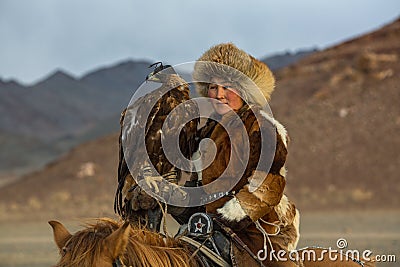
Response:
[114,62,199,231]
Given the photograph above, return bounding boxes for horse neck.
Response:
[122,229,198,267]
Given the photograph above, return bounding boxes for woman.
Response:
[187,43,301,266]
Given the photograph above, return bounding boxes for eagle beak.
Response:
[146,71,161,82]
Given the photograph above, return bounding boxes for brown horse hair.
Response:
[56,218,199,267]
[53,217,377,267]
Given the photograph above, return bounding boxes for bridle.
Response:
[112,257,125,267]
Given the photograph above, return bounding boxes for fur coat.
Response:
[190,42,300,265]
[196,105,300,266]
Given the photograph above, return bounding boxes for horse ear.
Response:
[104,221,131,259]
[49,220,72,250]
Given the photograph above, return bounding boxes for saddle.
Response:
[176,212,266,267]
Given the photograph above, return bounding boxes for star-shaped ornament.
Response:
[194,218,205,233]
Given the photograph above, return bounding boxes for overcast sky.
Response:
[0,0,399,85]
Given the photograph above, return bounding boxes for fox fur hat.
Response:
[193,43,275,106]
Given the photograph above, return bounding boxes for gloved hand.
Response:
[167,180,203,224]
[137,168,188,203]
[129,185,158,211]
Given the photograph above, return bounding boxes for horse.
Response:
[49,217,376,267]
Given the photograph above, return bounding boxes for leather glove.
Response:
[129,185,158,211]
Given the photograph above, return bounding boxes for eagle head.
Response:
[146,62,177,83]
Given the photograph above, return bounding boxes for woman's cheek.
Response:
[226,91,243,108]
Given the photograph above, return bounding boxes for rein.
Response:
[179,235,231,267]
[213,218,267,267]
[113,257,128,267]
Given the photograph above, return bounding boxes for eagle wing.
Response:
[114,73,199,226]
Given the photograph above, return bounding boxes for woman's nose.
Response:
[216,86,225,99]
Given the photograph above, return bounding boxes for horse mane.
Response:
[57,218,198,267]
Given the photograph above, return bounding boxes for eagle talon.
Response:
[172,185,188,199]
[139,175,164,193]
[159,181,187,199]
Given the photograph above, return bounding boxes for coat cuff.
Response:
[216,197,247,222]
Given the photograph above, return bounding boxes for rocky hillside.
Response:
[271,17,400,210]
[261,48,317,70]
[0,134,119,221]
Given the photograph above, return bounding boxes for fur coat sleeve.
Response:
[216,110,290,224]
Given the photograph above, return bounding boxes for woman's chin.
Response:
[214,104,231,115]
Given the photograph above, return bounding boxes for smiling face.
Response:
[207,77,244,115]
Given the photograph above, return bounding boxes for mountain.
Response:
[270,17,400,210]
[261,48,317,70]
[0,52,312,177]
[0,60,150,175]
[0,17,398,221]
[0,61,150,141]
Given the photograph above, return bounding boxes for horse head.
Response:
[49,219,130,267]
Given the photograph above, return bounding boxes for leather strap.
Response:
[179,235,231,267]
[213,219,266,267]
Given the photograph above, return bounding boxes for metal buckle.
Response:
[188,212,213,236]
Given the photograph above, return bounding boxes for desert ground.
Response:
[0,210,398,267]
